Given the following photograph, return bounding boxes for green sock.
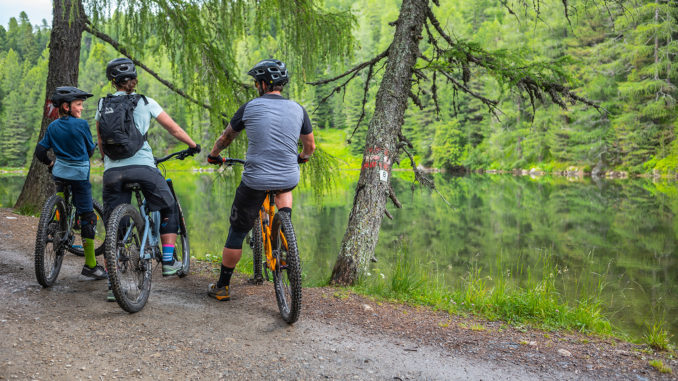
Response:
[83,238,96,268]
[56,191,65,199]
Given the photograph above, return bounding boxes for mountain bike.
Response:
[222,158,302,324]
[103,149,193,313]
[34,182,106,287]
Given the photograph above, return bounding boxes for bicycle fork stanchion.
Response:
[139,209,161,260]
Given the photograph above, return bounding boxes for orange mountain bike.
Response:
[222,158,302,324]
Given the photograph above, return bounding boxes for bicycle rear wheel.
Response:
[174,197,190,277]
[104,204,151,313]
[34,195,68,287]
[271,211,302,324]
[249,214,264,284]
[68,200,106,256]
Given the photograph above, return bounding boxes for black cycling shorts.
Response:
[229,182,295,233]
[102,165,176,222]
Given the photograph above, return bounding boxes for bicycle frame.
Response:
[121,151,191,262]
[258,193,289,272]
[137,198,161,261]
[54,186,77,251]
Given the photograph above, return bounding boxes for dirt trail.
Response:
[0,208,675,380]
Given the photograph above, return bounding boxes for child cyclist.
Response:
[34,86,107,280]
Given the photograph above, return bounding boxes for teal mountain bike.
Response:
[103,149,194,313]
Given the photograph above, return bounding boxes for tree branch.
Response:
[307,47,390,86]
[388,183,403,209]
[426,7,607,115]
[436,69,502,119]
[348,63,376,141]
[398,133,451,206]
[84,21,230,119]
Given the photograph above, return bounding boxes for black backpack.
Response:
[98,94,149,160]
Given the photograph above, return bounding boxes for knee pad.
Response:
[79,211,97,239]
[159,205,179,235]
[225,227,248,249]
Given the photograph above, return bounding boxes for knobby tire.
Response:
[250,214,264,284]
[174,196,190,277]
[104,204,151,313]
[271,212,302,324]
[34,195,67,287]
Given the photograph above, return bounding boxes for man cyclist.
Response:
[35,86,107,280]
[96,58,200,289]
[206,59,315,301]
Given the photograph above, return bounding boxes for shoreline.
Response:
[4,165,677,180]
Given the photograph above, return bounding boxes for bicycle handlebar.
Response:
[155,149,196,165]
[222,158,245,166]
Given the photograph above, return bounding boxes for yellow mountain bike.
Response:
[223,158,302,324]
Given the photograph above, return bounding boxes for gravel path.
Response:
[0,209,675,380]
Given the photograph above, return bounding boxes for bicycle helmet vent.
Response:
[106,57,137,84]
[247,59,289,86]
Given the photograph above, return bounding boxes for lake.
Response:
[1,170,676,343]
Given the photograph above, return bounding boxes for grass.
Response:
[315,128,362,169]
[644,319,674,352]
[16,203,39,217]
[649,359,673,374]
[353,241,614,338]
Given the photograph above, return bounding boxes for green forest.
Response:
[0,0,676,174]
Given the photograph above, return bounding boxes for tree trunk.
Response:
[330,0,428,285]
[14,0,86,211]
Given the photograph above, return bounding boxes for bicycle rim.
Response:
[34,195,67,287]
[104,204,151,313]
[271,212,302,324]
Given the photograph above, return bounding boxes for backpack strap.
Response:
[139,95,149,105]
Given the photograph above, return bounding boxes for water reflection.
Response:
[1,172,676,342]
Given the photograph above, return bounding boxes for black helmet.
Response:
[106,57,137,84]
[247,59,288,87]
[51,86,93,107]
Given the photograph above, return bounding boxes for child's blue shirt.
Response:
[38,116,95,181]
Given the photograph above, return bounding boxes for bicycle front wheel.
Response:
[104,204,151,313]
[68,199,106,256]
[34,195,68,287]
[271,211,302,324]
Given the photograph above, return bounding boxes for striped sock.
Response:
[162,245,175,264]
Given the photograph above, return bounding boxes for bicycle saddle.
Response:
[123,183,142,191]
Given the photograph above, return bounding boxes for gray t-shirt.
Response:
[230,94,312,190]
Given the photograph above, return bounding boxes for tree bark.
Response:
[14,0,86,211]
[330,0,428,285]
